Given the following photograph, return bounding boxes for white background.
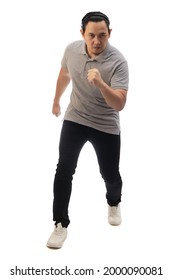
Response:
[0,0,173,279]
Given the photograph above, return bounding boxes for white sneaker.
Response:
[108,204,121,226]
[47,223,67,249]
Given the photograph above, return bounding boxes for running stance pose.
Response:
[47,11,129,249]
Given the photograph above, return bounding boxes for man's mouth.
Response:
[93,46,101,50]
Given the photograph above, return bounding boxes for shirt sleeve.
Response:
[61,45,69,70]
[111,60,129,90]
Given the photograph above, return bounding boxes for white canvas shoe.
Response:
[47,223,67,249]
[108,204,122,226]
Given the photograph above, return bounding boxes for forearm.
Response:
[53,68,71,104]
[87,68,127,111]
[98,81,127,111]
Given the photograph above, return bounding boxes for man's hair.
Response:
[81,11,110,33]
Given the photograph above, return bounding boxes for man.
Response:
[47,11,129,249]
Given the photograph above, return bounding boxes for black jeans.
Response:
[53,121,122,227]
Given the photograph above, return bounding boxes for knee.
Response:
[101,168,121,184]
[55,161,76,178]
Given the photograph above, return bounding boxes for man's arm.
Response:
[87,68,127,111]
[52,67,71,117]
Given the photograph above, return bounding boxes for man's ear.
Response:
[109,28,112,37]
[80,29,84,38]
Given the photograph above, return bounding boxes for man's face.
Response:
[81,21,111,58]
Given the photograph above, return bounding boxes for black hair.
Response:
[81,11,110,33]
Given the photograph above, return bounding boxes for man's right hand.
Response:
[52,103,61,117]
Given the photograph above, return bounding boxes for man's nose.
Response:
[93,36,101,45]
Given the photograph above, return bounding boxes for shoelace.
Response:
[110,206,118,213]
[55,226,64,236]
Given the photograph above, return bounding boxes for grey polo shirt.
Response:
[62,40,129,135]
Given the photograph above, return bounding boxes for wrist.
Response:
[98,80,107,91]
[53,98,60,105]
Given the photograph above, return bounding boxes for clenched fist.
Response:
[87,68,103,87]
[52,102,61,117]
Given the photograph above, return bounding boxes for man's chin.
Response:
[92,48,102,55]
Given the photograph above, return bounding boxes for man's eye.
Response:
[100,33,106,38]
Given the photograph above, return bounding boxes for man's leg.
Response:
[53,121,87,227]
[90,129,122,206]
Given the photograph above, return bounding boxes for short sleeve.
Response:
[111,60,129,90]
[61,45,69,70]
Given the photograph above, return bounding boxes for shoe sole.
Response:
[46,243,62,249]
[109,222,121,226]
